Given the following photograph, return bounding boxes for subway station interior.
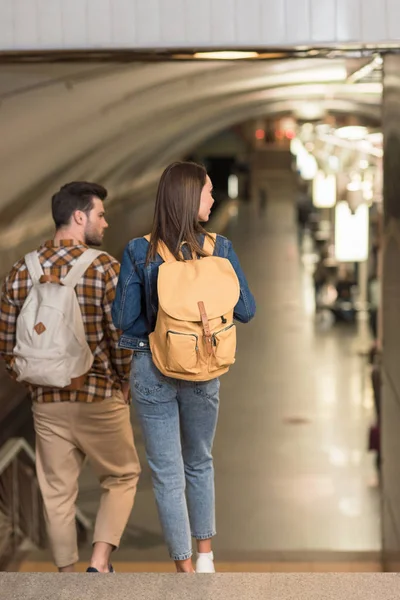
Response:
[3,1,400,589]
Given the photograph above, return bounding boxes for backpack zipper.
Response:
[167,330,199,351]
[212,323,234,346]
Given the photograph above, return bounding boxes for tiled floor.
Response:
[19,194,381,570]
[211,198,380,556]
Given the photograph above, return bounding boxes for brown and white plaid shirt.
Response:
[0,239,132,403]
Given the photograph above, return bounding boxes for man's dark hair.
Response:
[51,181,107,229]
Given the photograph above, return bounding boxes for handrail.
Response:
[0,437,91,569]
[0,437,92,530]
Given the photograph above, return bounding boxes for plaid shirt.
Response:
[0,239,132,403]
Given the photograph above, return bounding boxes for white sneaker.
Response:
[196,552,215,573]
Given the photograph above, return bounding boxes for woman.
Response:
[112,162,255,573]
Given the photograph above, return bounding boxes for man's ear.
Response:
[72,210,85,226]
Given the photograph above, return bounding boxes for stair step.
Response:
[17,560,382,573]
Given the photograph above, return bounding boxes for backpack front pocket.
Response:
[166,331,200,374]
[210,324,236,370]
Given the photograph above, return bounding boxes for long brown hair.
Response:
[146,161,213,263]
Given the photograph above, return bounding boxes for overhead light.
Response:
[313,171,336,208]
[316,124,332,135]
[367,132,383,145]
[347,181,361,192]
[347,173,362,192]
[362,180,374,203]
[347,55,383,83]
[228,175,239,199]
[298,153,318,180]
[318,132,383,158]
[290,138,303,156]
[335,202,369,262]
[328,156,339,171]
[335,126,368,140]
[295,103,324,121]
[193,51,259,60]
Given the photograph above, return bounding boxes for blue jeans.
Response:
[130,351,220,560]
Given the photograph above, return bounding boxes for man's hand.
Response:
[121,380,131,404]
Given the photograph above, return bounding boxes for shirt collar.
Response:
[43,239,88,248]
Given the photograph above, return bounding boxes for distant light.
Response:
[228,175,239,199]
[316,124,332,135]
[290,138,302,156]
[328,156,339,171]
[363,180,374,203]
[285,130,295,140]
[228,203,239,217]
[313,172,336,208]
[336,126,368,140]
[291,137,318,179]
[302,122,314,131]
[295,103,324,121]
[359,159,369,170]
[255,129,265,140]
[367,132,383,145]
[347,181,361,192]
[275,129,284,141]
[193,51,259,60]
[299,153,318,180]
[335,202,369,262]
[329,447,348,467]
[302,123,314,135]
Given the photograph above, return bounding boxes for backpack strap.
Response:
[144,234,177,263]
[24,251,44,285]
[62,249,103,288]
[144,233,216,262]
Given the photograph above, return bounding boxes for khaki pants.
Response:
[32,394,141,568]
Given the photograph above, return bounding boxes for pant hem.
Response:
[55,553,79,569]
[192,532,216,540]
[92,537,120,549]
[170,551,193,561]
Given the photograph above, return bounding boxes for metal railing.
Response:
[0,437,91,570]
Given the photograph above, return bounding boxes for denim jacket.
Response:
[112,234,256,351]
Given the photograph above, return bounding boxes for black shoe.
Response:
[86,565,115,573]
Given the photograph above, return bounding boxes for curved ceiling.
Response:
[0,57,381,254]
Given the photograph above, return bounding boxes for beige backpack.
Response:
[13,249,102,389]
[145,234,240,382]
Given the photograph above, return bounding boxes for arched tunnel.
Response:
[0,57,381,269]
[0,53,387,570]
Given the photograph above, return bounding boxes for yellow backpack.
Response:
[145,234,240,382]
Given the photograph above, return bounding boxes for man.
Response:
[0,182,140,573]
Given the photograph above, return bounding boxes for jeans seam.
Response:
[170,550,193,560]
[191,531,216,540]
